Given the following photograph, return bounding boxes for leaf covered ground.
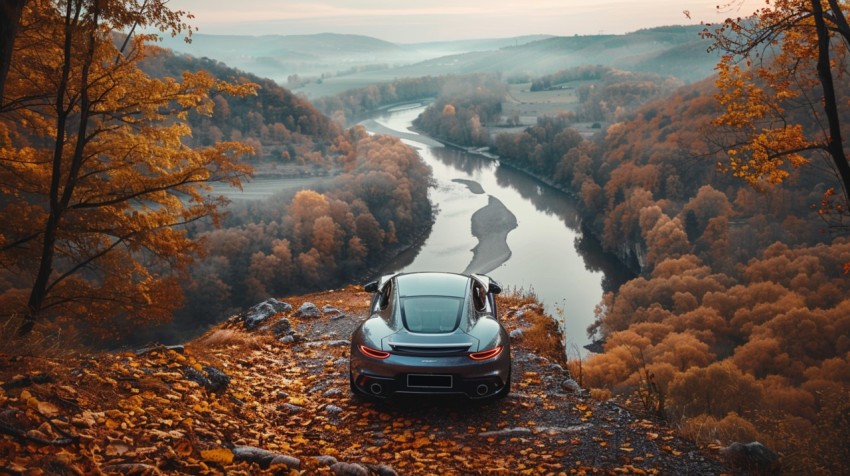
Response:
[0,287,730,475]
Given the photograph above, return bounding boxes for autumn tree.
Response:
[705,0,850,227]
[0,0,256,337]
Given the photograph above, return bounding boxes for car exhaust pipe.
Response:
[476,384,489,396]
[370,383,383,395]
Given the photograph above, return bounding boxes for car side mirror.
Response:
[489,280,502,295]
[364,281,378,293]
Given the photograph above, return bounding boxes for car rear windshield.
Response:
[400,296,463,333]
[396,273,468,298]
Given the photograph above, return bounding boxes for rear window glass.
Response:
[396,273,468,298]
[401,296,463,333]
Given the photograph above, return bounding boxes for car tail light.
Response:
[469,346,503,360]
[359,345,390,359]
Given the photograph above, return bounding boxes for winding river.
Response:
[362,105,632,353]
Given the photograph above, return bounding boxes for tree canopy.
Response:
[0,0,257,337]
[704,0,850,230]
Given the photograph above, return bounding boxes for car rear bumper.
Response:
[350,350,510,399]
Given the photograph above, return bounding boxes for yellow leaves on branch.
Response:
[0,1,260,334]
[713,60,814,186]
[709,1,826,188]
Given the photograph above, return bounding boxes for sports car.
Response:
[350,271,511,400]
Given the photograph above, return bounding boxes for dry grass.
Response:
[590,388,612,401]
[677,413,759,446]
[197,328,263,349]
[0,315,88,358]
[187,327,277,367]
[499,289,568,367]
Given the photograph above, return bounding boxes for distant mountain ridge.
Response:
[156,26,717,89]
[159,32,407,60]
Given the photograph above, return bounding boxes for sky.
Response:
[168,0,767,43]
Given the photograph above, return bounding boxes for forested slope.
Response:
[138,51,436,342]
[409,65,850,472]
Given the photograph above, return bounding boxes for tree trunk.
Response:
[0,0,27,108]
[811,0,850,208]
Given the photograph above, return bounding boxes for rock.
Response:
[269,455,301,469]
[324,404,343,415]
[271,318,292,337]
[203,366,231,391]
[323,388,343,397]
[478,427,533,437]
[232,446,299,469]
[314,455,338,466]
[368,463,399,476]
[280,335,296,344]
[322,304,342,314]
[243,298,291,330]
[548,363,566,374]
[560,378,582,393]
[330,462,369,476]
[720,441,780,473]
[135,344,184,356]
[296,302,321,318]
[509,329,524,340]
[183,365,230,392]
[304,339,350,348]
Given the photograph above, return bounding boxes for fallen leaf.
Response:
[200,447,234,464]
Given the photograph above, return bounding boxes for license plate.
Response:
[407,374,453,388]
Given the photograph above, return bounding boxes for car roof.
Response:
[395,272,469,298]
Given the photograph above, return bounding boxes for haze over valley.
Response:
[158,25,721,96]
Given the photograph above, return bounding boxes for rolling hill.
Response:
[155,26,718,98]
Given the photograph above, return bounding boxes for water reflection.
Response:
[574,228,637,293]
[493,164,584,229]
[429,146,494,176]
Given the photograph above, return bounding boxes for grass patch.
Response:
[499,289,568,366]
[0,315,88,358]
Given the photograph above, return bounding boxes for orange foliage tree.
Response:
[704,0,850,226]
[0,0,257,337]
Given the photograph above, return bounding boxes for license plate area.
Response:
[407,374,453,388]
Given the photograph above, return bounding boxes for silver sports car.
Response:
[350,271,511,400]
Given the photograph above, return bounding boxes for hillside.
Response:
[156,33,414,83]
[400,25,717,83]
[0,288,730,475]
